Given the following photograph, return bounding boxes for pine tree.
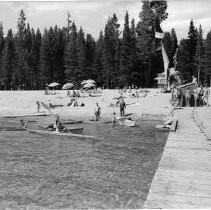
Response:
[177,38,189,82]
[187,19,198,77]
[0,22,5,89]
[204,31,211,85]
[31,28,41,89]
[85,33,96,79]
[53,26,66,85]
[40,28,53,86]
[1,29,17,90]
[76,27,86,83]
[136,1,155,87]
[102,14,121,88]
[65,22,78,83]
[95,31,104,86]
[16,9,29,89]
[119,12,137,87]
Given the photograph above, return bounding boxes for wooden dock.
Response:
[144,107,211,208]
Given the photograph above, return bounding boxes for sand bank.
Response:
[0,89,172,121]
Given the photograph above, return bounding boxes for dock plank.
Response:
[144,107,211,208]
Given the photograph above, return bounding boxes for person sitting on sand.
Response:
[112,112,117,127]
[48,102,54,109]
[36,101,41,112]
[94,102,101,122]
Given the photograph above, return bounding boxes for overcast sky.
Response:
[0,0,211,40]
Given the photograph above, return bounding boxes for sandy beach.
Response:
[0,89,172,121]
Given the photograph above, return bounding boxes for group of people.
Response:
[172,84,210,108]
[93,95,126,127]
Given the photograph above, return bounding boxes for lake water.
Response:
[0,117,168,209]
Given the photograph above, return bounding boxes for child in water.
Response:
[112,112,117,127]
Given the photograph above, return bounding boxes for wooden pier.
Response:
[144,107,211,208]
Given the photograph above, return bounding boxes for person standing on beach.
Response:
[94,102,101,123]
[36,101,41,112]
[117,96,126,117]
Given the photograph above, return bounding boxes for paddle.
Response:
[41,102,57,119]
[41,101,69,131]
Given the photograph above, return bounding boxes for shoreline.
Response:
[0,89,173,122]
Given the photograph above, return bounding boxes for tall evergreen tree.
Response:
[65,22,78,83]
[95,31,104,85]
[1,29,17,90]
[195,24,205,84]
[76,27,86,83]
[0,22,5,89]
[103,14,121,88]
[119,12,137,87]
[136,1,155,87]
[31,28,41,89]
[16,9,29,89]
[187,19,198,77]
[204,31,211,85]
[85,33,96,79]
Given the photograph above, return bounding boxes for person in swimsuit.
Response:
[117,96,126,117]
[111,112,117,127]
[94,102,101,123]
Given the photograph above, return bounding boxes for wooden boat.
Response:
[38,124,83,134]
[3,113,48,118]
[62,120,83,125]
[27,128,96,140]
[0,126,27,131]
[123,119,135,127]
[116,119,135,127]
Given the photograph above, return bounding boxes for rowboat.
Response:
[38,124,83,134]
[62,120,83,125]
[0,126,27,131]
[27,128,96,140]
[2,113,48,118]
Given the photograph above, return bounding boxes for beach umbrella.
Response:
[48,82,59,87]
[62,83,74,90]
[81,80,87,85]
[85,79,95,84]
[83,82,95,88]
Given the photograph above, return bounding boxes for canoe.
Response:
[27,129,96,140]
[62,120,83,124]
[116,116,132,121]
[123,119,135,127]
[0,127,27,131]
[3,113,48,118]
[38,125,83,134]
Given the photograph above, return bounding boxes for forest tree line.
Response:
[0,1,211,90]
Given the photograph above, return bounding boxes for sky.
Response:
[0,0,211,40]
